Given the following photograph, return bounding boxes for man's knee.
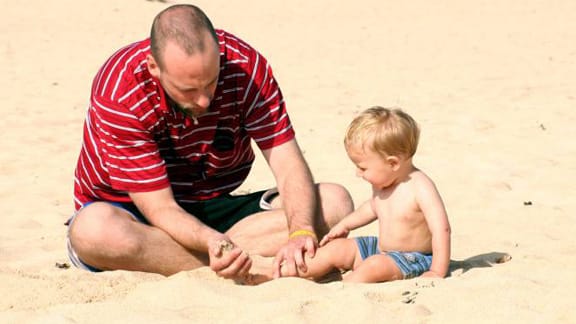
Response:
[69,202,141,260]
[70,203,110,245]
[315,183,354,234]
[317,182,354,218]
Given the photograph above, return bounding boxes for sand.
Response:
[1,0,575,323]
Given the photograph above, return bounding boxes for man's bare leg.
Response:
[69,182,353,278]
[68,202,207,276]
[227,182,354,257]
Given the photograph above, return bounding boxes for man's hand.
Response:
[272,233,318,278]
[208,236,252,280]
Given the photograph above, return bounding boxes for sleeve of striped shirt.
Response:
[91,94,171,193]
[243,52,295,150]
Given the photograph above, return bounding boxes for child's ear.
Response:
[387,156,401,171]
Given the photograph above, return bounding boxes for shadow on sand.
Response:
[448,252,512,276]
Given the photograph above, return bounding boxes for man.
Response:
[67,4,353,281]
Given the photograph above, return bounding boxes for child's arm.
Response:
[320,199,377,246]
[415,176,451,278]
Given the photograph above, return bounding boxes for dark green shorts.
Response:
[115,190,274,233]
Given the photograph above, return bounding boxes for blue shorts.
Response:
[354,236,432,279]
[67,189,279,272]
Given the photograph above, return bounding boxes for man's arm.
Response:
[130,188,217,252]
[261,139,317,235]
[129,188,252,278]
[261,139,319,277]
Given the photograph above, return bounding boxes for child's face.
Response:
[346,145,398,189]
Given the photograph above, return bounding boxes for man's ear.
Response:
[147,54,160,78]
[387,156,401,171]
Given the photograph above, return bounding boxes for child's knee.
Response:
[323,238,358,269]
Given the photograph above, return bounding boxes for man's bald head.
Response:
[150,4,218,69]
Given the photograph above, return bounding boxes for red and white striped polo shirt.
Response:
[73,29,295,210]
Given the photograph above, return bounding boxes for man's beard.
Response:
[169,98,206,119]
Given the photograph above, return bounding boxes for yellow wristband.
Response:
[289,229,317,240]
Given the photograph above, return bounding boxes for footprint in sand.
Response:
[401,291,418,304]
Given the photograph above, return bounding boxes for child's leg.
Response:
[245,238,359,284]
[290,238,360,281]
[343,254,403,283]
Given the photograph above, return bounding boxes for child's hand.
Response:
[419,271,444,278]
[319,224,349,246]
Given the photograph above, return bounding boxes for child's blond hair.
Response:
[344,106,420,158]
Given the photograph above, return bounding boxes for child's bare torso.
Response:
[373,170,432,253]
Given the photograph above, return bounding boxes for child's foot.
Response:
[238,254,275,285]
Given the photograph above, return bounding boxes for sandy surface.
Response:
[1,0,575,323]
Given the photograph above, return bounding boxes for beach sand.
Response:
[1,0,575,322]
